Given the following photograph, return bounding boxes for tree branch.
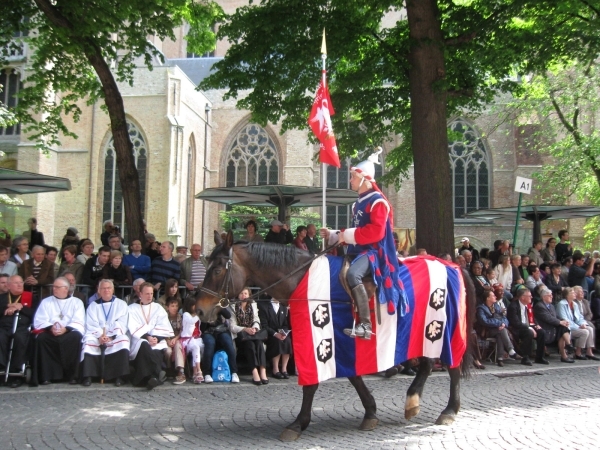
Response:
[447,88,474,98]
[579,0,600,17]
[445,32,477,46]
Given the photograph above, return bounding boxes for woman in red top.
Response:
[293,226,308,251]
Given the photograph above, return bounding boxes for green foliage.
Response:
[510,59,600,244]
[0,0,222,152]
[197,0,600,186]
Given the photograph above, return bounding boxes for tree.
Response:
[0,0,223,243]
[511,59,600,246]
[198,0,600,254]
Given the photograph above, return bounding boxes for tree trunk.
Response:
[407,0,454,255]
[33,0,145,244]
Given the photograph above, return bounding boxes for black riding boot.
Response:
[344,284,372,340]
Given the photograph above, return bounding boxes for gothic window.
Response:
[448,118,490,219]
[326,154,383,230]
[225,123,279,187]
[0,68,22,135]
[102,122,147,240]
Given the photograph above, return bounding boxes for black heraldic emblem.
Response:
[429,288,446,311]
[425,320,444,343]
[312,303,331,328]
[317,339,333,363]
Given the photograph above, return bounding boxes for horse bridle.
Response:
[197,241,342,308]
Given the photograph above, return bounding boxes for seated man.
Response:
[123,239,151,282]
[507,288,548,365]
[0,275,33,387]
[62,272,86,305]
[0,273,9,294]
[81,246,111,291]
[19,245,55,304]
[32,277,85,385]
[128,282,174,389]
[81,280,130,387]
[125,278,145,305]
[533,288,574,363]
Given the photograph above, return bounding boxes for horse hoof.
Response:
[435,414,455,426]
[280,428,302,441]
[405,406,420,420]
[359,418,379,431]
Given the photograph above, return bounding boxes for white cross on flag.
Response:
[308,73,341,168]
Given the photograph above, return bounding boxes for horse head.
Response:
[195,230,248,322]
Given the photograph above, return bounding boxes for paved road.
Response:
[2,357,600,449]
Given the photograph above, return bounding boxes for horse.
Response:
[196,231,476,441]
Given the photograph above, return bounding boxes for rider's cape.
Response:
[289,255,467,386]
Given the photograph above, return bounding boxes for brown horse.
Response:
[196,231,476,441]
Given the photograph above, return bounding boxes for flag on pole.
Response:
[309,29,341,168]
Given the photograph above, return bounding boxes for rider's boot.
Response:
[343,284,372,340]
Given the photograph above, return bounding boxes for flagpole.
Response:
[321,29,327,250]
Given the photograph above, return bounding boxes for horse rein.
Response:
[197,241,342,308]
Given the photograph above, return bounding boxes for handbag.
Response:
[238,328,268,341]
[208,323,228,334]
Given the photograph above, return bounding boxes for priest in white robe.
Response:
[128,282,173,389]
[32,277,85,385]
[81,279,130,387]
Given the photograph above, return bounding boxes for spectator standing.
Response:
[303,224,320,254]
[58,245,84,283]
[0,227,12,248]
[151,241,181,292]
[100,220,113,247]
[293,226,309,251]
[265,220,293,245]
[241,220,264,243]
[458,237,480,261]
[60,227,79,255]
[123,239,151,281]
[23,218,44,248]
[568,253,595,292]
[529,241,544,266]
[259,298,292,379]
[0,245,18,276]
[179,244,207,292]
[555,230,573,263]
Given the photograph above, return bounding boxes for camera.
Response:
[113,225,120,233]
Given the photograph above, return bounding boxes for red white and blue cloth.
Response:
[289,255,467,386]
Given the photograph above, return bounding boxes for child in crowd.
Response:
[164,297,184,383]
[180,296,204,384]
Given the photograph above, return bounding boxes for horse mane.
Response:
[208,240,300,271]
[244,241,299,270]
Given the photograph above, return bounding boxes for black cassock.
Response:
[0,293,33,373]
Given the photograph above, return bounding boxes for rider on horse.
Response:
[321,149,404,340]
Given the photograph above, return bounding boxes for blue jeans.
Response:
[202,332,238,375]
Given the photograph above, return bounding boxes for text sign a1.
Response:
[514,176,533,194]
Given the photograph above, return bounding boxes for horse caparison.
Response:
[196,231,476,441]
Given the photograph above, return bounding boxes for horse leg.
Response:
[435,366,461,425]
[348,375,379,431]
[279,383,319,441]
[404,357,433,420]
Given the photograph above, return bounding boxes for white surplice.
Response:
[81,297,130,358]
[128,302,174,359]
[34,295,85,334]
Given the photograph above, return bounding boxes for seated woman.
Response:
[259,297,292,379]
[539,263,551,284]
[495,255,513,301]
[179,296,205,384]
[469,261,492,303]
[58,245,84,284]
[200,307,239,383]
[476,289,521,367]
[76,239,95,265]
[293,226,309,251]
[557,287,600,361]
[102,251,132,288]
[229,287,268,385]
[525,265,545,299]
[164,297,184,384]
[80,279,130,386]
[157,278,182,310]
[533,288,574,363]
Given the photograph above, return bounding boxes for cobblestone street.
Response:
[2,359,600,449]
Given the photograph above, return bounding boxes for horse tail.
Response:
[460,268,477,379]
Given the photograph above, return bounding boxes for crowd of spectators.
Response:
[452,233,600,370]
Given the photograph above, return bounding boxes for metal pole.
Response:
[513,192,523,252]
[321,30,327,250]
